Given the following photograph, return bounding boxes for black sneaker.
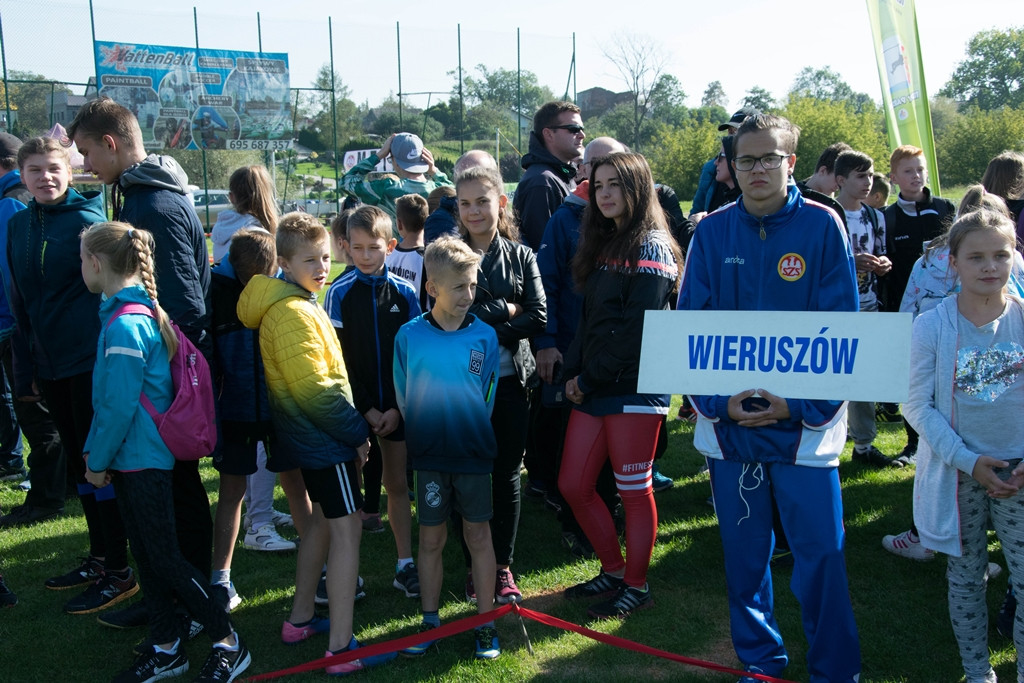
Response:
[0,574,17,607]
[111,646,189,683]
[63,568,139,614]
[0,503,63,528]
[564,571,624,600]
[997,588,1017,639]
[45,556,104,590]
[192,636,251,683]
[586,583,654,619]
[561,531,596,560]
[133,614,203,656]
[97,599,150,629]
[393,563,420,598]
[895,444,917,467]
[0,463,26,481]
[852,445,902,469]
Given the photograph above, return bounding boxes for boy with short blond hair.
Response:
[882,145,956,313]
[394,236,502,661]
[389,194,429,310]
[237,212,393,675]
[324,205,421,600]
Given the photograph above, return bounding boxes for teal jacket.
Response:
[84,285,174,473]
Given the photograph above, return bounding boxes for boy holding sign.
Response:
[677,114,861,683]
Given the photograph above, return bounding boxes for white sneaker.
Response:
[987,562,1003,580]
[243,524,296,552]
[881,529,935,561]
[271,508,294,528]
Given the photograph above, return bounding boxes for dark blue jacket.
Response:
[513,132,576,250]
[210,259,271,427]
[423,194,458,245]
[115,155,211,356]
[323,267,421,415]
[7,189,105,392]
[536,193,585,353]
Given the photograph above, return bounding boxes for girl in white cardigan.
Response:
[904,209,1024,683]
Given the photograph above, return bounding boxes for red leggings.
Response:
[558,410,662,588]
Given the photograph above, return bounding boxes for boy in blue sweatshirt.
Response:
[393,236,501,661]
[678,114,860,683]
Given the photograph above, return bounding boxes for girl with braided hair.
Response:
[80,221,251,683]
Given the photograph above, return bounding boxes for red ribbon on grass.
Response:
[243,601,796,683]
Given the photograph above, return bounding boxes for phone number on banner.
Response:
[228,140,293,151]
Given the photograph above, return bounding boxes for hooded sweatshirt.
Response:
[115,154,211,354]
[7,188,106,391]
[237,274,368,471]
[211,209,261,263]
[513,131,577,250]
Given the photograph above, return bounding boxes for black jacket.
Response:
[564,232,678,403]
[115,155,211,356]
[513,132,577,250]
[467,234,547,386]
[882,189,956,311]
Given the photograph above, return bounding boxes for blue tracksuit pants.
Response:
[708,458,860,683]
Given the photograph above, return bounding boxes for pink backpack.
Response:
[106,303,216,461]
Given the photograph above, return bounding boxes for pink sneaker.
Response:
[325,637,396,676]
[281,615,330,645]
[495,567,522,604]
[882,529,935,561]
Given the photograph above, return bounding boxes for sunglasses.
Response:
[547,124,585,135]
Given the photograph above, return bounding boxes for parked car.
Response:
[191,189,232,231]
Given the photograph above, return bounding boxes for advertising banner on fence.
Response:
[638,310,912,403]
[95,40,292,152]
[865,0,940,192]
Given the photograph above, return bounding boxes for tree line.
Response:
[2,27,1021,195]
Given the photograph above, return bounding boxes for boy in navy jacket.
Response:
[324,206,421,599]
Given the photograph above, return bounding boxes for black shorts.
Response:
[300,461,363,519]
[212,422,274,475]
[415,470,492,526]
[379,416,405,443]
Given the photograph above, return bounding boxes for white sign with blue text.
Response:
[638,310,912,402]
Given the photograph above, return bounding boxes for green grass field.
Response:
[0,402,1017,682]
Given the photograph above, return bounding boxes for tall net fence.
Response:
[0,1,578,198]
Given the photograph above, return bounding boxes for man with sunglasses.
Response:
[513,102,584,251]
[678,114,861,683]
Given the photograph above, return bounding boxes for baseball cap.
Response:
[718,106,760,131]
[390,132,429,174]
[0,132,23,159]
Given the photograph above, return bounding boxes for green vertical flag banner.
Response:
[866,0,940,193]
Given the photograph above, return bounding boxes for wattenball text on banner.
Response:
[638,310,912,403]
[94,41,293,153]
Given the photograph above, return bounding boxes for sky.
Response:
[0,0,1015,114]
